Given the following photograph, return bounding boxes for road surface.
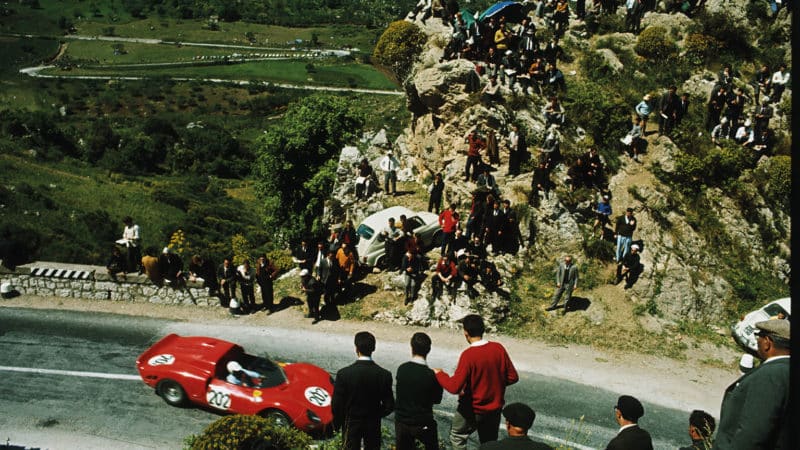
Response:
[0,306,733,449]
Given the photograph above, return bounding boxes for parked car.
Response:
[355,206,441,268]
[136,334,333,433]
[731,297,791,353]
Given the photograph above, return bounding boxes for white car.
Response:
[732,297,791,353]
[355,206,441,268]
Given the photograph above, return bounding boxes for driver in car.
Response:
[226,361,261,387]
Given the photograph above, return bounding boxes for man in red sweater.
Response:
[438,204,459,256]
[434,314,519,448]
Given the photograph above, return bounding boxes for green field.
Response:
[41,59,400,90]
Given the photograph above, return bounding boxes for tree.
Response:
[372,20,426,83]
[254,95,364,244]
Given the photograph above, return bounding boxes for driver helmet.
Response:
[227,361,243,373]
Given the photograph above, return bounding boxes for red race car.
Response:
[136,334,334,433]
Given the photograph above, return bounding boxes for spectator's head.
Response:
[354,331,376,356]
[643,94,651,101]
[223,257,231,267]
[410,332,432,358]
[449,203,457,211]
[242,259,250,268]
[388,217,395,226]
[317,241,324,251]
[191,254,203,266]
[755,319,791,359]
[564,255,573,266]
[227,361,243,374]
[778,63,786,71]
[346,219,354,228]
[668,85,677,93]
[614,395,645,424]
[455,227,463,237]
[299,268,309,278]
[112,246,121,256]
[503,403,536,434]
[762,96,771,105]
[631,244,639,253]
[688,410,716,441]
[123,216,133,226]
[461,314,485,339]
[326,250,335,258]
[503,199,511,207]
[435,173,442,182]
[681,92,689,100]
[626,207,634,216]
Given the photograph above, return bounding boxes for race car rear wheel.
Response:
[157,379,187,407]
[260,409,291,428]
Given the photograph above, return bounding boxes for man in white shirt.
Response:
[121,216,141,272]
[379,149,401,196]
[770,64,790,103]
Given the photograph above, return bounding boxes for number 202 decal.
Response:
[148,354,175,366]
[207,388,231,410]
[304,386,331,407]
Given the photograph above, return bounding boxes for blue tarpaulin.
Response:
[478,1,526,23]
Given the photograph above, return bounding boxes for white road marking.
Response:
[0,365,140,381]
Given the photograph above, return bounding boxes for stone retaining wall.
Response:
[0,261,219,307]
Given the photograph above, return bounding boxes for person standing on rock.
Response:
[379,148,401,196]
[506,124,526,177]
[465,129,486,182]
[428,173,446,214]
[434,314,519,449]
[439,203,459,256]
[546,255,578,311]
[614,208,637,262]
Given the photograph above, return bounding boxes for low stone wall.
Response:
[0,261,219,306]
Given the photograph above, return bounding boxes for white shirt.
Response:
[508,131,519,150]
[380,155,400,172]
[122,224,140,246]
[771,70,790,85]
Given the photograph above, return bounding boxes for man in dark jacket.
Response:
[395,332,443,450]
[605,395,653,450]
[333,331,394,450]
[658,85,681,136]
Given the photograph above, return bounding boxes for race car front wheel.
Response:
[260,409,291,428]
[157,379,187,407]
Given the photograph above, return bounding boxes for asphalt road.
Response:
[0,308,691,449]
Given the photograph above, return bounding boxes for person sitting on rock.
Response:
[106,246,126,281]
[481,75,502,104]
[543,95,566,126]
[566,158,590,191]
[475,167,501,198]
[615,244,642,289]
[479,259,504,293]
[620,116,644,161]
[457,254,480,299]
[432,254,458,301]
[354,158,376,200]
[711,117,731,147]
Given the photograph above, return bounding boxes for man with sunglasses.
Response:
[713,319,791,450]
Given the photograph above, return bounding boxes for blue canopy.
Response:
[478,1,526,23]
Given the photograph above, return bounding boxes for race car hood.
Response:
[280,362,334,418]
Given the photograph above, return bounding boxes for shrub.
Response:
[755,155,790,210]
[693,11,753,58]
[372,20,426,83]
[684,33,723,65]
[634,26,677,60]
[187,414,311,450]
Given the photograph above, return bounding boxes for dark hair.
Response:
[461,314,485,338]
[689,410,716,438]
[410,332,432,357]
[354,331,376,356]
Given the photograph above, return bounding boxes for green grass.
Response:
[62,40,237,63]
[43,59,399,90]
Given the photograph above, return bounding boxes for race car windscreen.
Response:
[245,355,287,388]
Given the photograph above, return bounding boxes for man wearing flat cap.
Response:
[606,395,653,450]
[480,403,552,449]
[712,318,791,450]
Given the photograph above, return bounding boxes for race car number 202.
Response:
[304,386,331,407]
[207,387,232,410]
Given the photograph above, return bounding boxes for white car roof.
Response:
[359,206,415,231]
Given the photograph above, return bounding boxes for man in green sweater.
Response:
[395,332,443,450]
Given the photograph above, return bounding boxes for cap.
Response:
[762,96,770,103]
[631,244,640,251]
[744,119,752,127]
[162,247,172,254]
[505,50,513,56]
[299,268,310,277]
[602,195,609,200]
[755,319,790,340]
[739,353,754,374]
[503,403,536,430]
[616,395,644,421]
[227,361,242,372]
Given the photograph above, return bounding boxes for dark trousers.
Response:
[465,155,481,181]
[259,282,273,310]
[450,404,502,448]
[126,246,141,272]
[342,418,381,450]
[240,283,255,309]
[220,281,235,307]
[441,231,453,256]
[307,292,321,318]
[428,195,442,214]
[396,420,439,450]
